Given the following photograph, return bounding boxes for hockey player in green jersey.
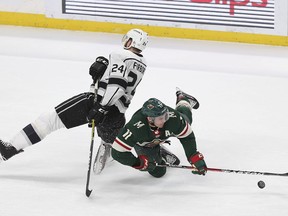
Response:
[112,88,207,178]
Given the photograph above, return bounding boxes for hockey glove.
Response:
[89,56,109,82]
[133,155,156,172]
[188,151,207,175]
[87,103,110,126]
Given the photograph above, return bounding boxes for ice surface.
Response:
[1,25,288,216]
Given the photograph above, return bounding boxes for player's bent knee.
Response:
[148,166,166,178]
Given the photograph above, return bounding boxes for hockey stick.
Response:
[85,81,98,197]
[85,119,96,197]
[157,163,288,177]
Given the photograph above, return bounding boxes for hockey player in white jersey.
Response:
[0,29,148,165]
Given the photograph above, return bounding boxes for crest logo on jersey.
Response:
[145,139,162,147]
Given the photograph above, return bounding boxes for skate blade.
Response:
[93,144,112,175]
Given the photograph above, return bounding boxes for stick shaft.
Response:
[157,164,288,177]
[207,167,288,176]
[85,119,95,197]
[85,80,99,197]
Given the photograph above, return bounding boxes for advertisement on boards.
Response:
[44,0,287,36]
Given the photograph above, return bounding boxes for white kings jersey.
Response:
[97,49,147,113]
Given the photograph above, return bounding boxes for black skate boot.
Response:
[160,144,180,165]
[176,87,200,109]
[0,139,23,162]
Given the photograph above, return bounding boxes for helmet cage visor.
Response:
[122,29,148,51]
[122,34,132,49]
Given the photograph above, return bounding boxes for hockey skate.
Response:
[93,142,112,174]
[176,87,199,109]
[0,139,23,162]
[160,144,180,165]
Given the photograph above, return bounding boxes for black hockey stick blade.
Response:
[86,189,92,197]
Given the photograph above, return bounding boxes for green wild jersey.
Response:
[112,105,198,167]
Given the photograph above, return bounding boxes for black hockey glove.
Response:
[89,56,109,82]
[132,155,156,172]
[87,103,110,126]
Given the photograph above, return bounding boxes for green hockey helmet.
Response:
[141,98,168,117]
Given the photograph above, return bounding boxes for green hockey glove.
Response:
[132,155,156,172]
[188,151,207,175]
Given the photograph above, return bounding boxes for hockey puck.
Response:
[257,180,265,189]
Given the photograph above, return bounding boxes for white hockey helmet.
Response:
[122,29,148,52]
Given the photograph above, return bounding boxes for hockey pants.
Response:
[134,145,167,178]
